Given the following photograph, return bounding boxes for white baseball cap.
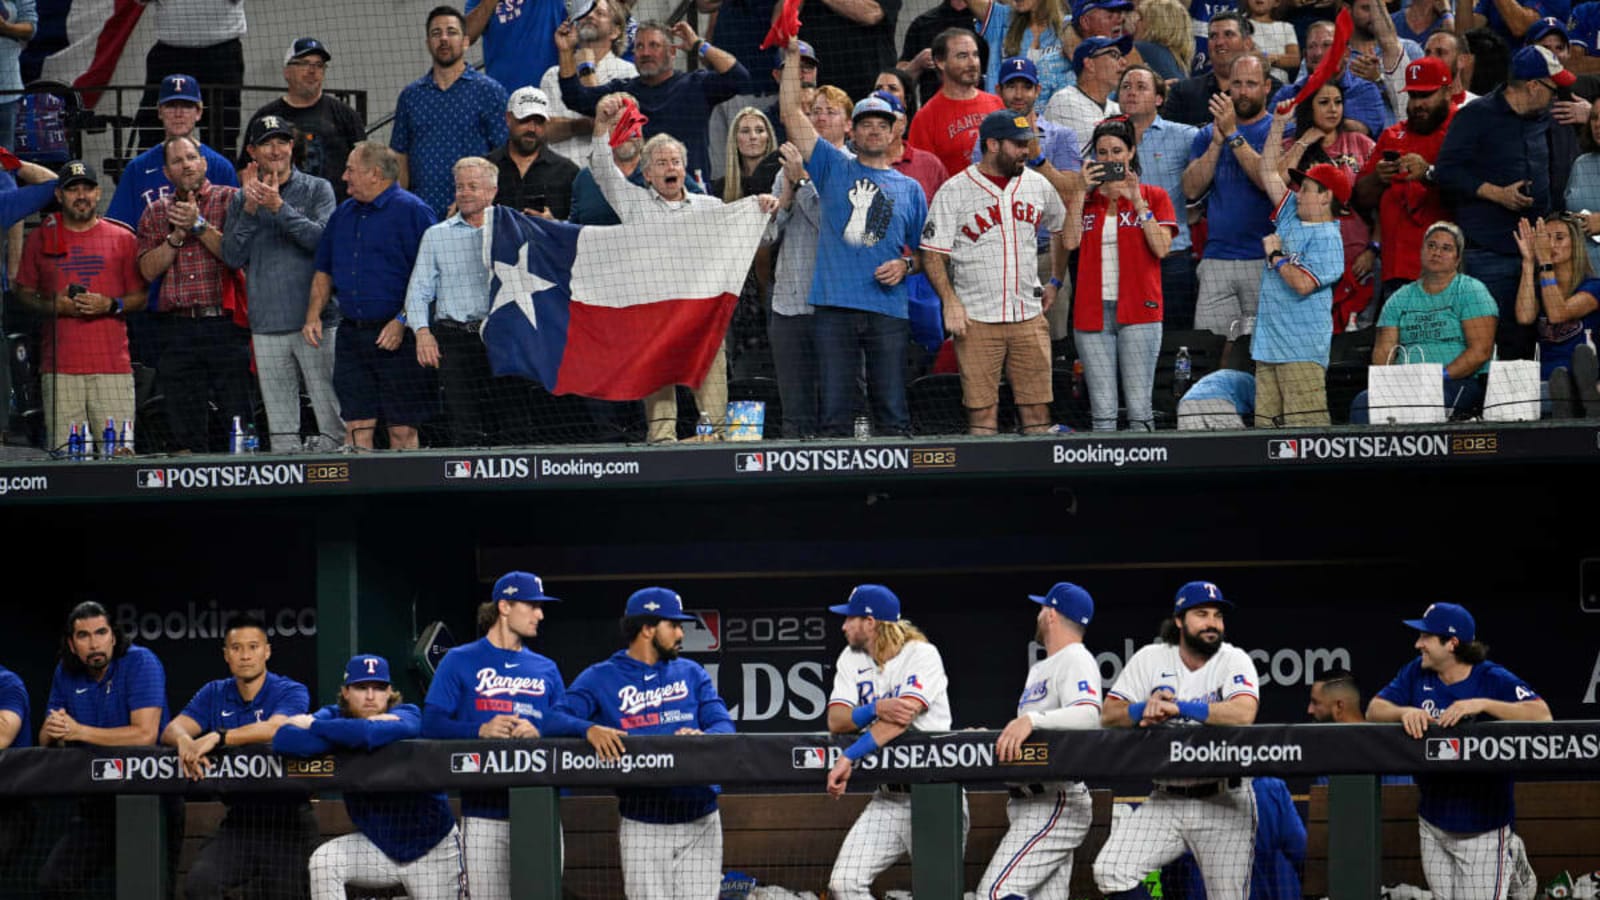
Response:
[507,87,552,121]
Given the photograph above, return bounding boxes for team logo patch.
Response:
[1267,439,1298,460]
[1233,674,1254,688]
[734,452,766,473]
[451,753,483,773]
[792,746,830,769]
[1425,738,1462,761]
[922,220,936,240]
[91,758,125,781]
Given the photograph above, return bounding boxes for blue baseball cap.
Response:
[344,654,392,686]
[159,74,202,106]
[828,584,901,621]
[872,89,906,116]
[1073,0,1134,17]
[625,586,697,621]
[1030,582,1094,626]
[1173,580,1232,614]
[979,109,1034,145]
[998,56,1040,85]
[285,37,332,64]
[1526,16,1569,47]
[1403,602,1475,642]
[493,570,560,604]
[852,95,898,123]
[1072,34,1133,73]
[774,40,819,69]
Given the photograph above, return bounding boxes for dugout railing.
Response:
[0,721,1596,899]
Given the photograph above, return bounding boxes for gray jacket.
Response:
[222,172,337,334]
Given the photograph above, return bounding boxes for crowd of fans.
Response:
[6,0,1600,452]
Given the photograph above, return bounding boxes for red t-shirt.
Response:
[17,218,145,375]
[1355,107,1455,283]
[892,143,951,202]
[1073,184,1178,331]
[908,90,1004,183]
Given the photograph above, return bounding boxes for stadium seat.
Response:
[908,373,966,436]
[1326,327,1375,425]
[1154,329,1226,420]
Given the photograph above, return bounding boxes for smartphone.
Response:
[67,285,85,299]
[1382,150,1400,162]
[530,194,548,211]
[1098,161,1126,183]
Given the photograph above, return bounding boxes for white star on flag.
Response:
[490,243,556,328]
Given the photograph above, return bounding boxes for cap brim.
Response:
[1401,617,1434,632]
[852,111,896,123]
[827,603,856,616]
[662,612,697,622]
[345,677,390,686]
[502,593,561,603]
[1026,594,1050,605]
[59,176,97,189]
[1402,83,1447,94]
[1555,69,1578,88]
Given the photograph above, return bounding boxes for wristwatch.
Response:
[1227,132,1247,149]
[190,216,209,236]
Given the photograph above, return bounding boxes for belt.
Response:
[1157,777,1241,799]
[879,784,912,794]
[167,306,227,319]
[1008,783,1052,800]
[431,319,483,333]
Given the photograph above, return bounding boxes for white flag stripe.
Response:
[569,198,770,310]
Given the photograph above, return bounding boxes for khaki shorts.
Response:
[1255,361,1330,428]
[42,372,135,454]
[954,316,1053,409]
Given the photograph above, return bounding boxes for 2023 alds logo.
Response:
[445,458,531,480]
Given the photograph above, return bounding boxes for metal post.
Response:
[115,794,166,900]
[910,783,964,900]
[509,786,564,898]
[316,514,358,701]
[1326,774,1382,900]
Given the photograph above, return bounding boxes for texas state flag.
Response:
[480,202,768,401]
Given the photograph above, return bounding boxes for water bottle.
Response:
[118,419,136,457]
[229,415,244,454]
[695,412,714,440]
[66,422,83,460]
[102,418,117,459]
[244,423,259,453]
[853,416,872,440]
[1173,346,1192,400]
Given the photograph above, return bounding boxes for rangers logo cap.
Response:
[1403,57,1452,94]
[1029,582,1094,625]
[828,584,901,621]
[1525,16,1569,48]
[245,115,294,146]
[1173,580,1233,613]
[343,655,392,686]
[999,56,1040,86]
[285,37,332,65]
[1402,602,1475,642]
[493,570,561,604]
[159,74,202,106]
[625,586,697,621]
[59,160,98,190]
[1510,45,1576,88]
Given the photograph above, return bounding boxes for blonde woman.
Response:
[1133,0,1196,82]
[714,106,780,201]
[1515,215,1600,414]
[967,0,1073,109]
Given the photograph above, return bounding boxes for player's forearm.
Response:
[1204,696,1259,726]
[160,717,201,747]
[1484,699,1552,722]
[868,720,909,746]
[1365,697,1407,722]
[1028,704,1100,730]
[224,719,289,745]
[75,722,162,746]
[827,703,858,734]
[1102,696,1135,728]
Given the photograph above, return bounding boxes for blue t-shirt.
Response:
[423,636,567,820]
[1376,658,1540,832]
[1572,2,1600,54]
[1253,193,1344,367]
[0,664,31,748]
[314,182,438,321]
[559,67,751,186]
[273,703,456,863]
[980,4,1073,110]
[1182,368,1256,413]
[465,0,568,93]
[1190,115,1275,260]
[807,140,928,318]
[1478,0,1570,39]
[1392,8,1445,43]
[103,140,240,311]
[1536,276,1600,377]
[390,68,510,217]
[178,672,310,732]
[547,650,734,824]
[46,644,168,738]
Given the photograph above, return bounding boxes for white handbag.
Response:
[1481,347,1541,423]
[1367,346,1446,425]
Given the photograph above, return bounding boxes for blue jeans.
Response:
[1075,301,1163,431]
[769,310,818,438]
[812,306,910,437]
[1349,375,1486,423]
[1464,247,1533,359]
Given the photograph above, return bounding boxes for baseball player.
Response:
[542,587,735,900]
[273,655,464,900]
[0,660,29,862]
[1366,603,1551,900]
[38,601,171,899]
[977,582,1102,900]
[823,584,963,900]
[922,109,1068,436]
[160,613,316,898]
[1162,776,1306,900]
[1091,581,1261,900]
[422,571,566,899]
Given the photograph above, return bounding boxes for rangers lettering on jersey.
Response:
[961,201,1043,241]
[473,668,549,697]
[617,680,690,715]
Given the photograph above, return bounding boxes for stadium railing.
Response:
[1,721,1596,899]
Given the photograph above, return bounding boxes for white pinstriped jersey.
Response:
[1108,641,1260,722]
[921,165,1065,324]
[829,641,953,731]
[1017,643,1102,721]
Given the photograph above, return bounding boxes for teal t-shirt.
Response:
[1377,274,1498,375]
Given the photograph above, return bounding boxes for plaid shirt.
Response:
[136,180,238,313]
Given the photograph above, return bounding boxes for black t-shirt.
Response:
[246,95,367,201]
[799,0,904,104]
[488,145,581,221]
[899,3,985,106]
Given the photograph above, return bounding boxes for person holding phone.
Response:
[488,87,580,221]
[1063,116,1178,432]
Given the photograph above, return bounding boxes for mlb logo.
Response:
[91,758,125,781]
[734,452,765,473]
[1267,439,1298,460]
[444,461,472,479]
[792,747,829,769]
[1425,738,1461,761]
[681,611,721,653]
[136,469,166,489]
[451,753,482,774]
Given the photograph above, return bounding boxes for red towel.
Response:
[760,0,803,51]
[1278,8,1352,114]
[609,98,649,148]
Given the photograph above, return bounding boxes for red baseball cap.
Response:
[1403,57,1452,94]
[1290,162,1353,205]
